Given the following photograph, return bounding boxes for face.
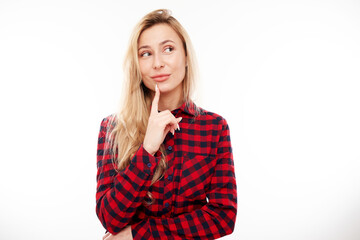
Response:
[138,24,187,96]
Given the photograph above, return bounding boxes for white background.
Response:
[1,0,360,239]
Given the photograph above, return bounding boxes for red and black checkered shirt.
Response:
[96,101,237,239]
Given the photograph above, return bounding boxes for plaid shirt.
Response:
[96,101,237,239]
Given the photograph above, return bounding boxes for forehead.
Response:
[138,24,182,47]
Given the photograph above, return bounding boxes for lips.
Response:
[151,74,171,82]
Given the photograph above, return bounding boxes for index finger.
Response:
[102,232,111,240]
[151,84,160,114]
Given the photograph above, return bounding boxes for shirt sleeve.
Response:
[130,118,238,240]
[96,117,160,234]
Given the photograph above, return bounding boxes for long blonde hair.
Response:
[107,9,198,204]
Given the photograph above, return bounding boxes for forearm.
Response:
[130,118,238,239]
[96,144,159,234]
[131,197,237,240]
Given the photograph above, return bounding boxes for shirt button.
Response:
[167,146,172,151]
[167,175,173,181]
[147,163,152,168]
[165,202,169,207]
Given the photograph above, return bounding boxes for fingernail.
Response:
[177,124,180,131]
[155,84,158,91]
[171,129,175,135]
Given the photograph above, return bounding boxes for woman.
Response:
[96,9,237,240]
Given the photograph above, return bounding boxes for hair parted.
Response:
[106,9,199,205]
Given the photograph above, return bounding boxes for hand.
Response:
[143,84,182,155]
[102,225,133,240]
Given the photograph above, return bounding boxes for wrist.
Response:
[143,144,156,156]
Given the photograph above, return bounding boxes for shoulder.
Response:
[193,104,229,128]
[99,114,117,132]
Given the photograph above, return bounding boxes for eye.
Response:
[164,46,174,53]
[140,51,151,57]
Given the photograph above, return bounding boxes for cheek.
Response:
[138,62,151,86]
[172,56,186,74]
[139,61,150,76]
[176,60,187,78]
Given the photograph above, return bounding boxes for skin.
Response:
[138,23,187,112]
[102,226,132,240]
[102,23,187,240]
[139,23,186,155]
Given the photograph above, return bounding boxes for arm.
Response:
[96,117,159,234]
[131,118,237,240]
[97,87,181,236]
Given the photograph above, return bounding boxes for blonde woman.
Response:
[96,9,237,240]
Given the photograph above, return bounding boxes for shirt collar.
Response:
[177,100,199,116]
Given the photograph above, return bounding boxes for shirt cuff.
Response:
[130,144,160,175]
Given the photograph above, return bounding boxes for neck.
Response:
[158,91,184,112]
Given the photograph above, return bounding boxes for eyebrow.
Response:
[138,40,175,51]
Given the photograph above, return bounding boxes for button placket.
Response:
[164,157,174,185]
[163,133,176,214]
[163,155,175,215]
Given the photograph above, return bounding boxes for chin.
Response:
[158,81,182,93]
[157,83,170,92]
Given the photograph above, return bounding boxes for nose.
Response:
[152,53,164,69]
